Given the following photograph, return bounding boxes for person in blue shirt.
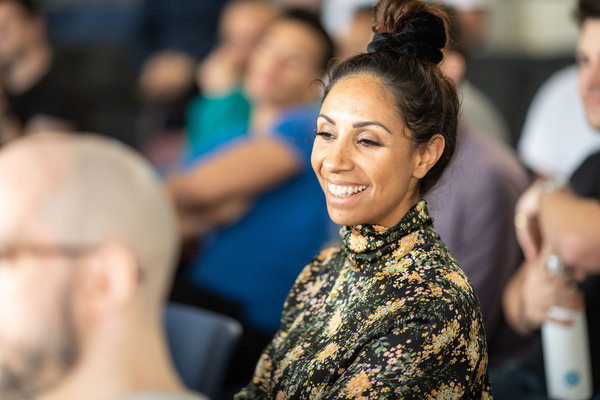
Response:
[185,0,279,158]
[167,8,335,391]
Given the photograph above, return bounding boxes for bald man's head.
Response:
[0,133,179,302]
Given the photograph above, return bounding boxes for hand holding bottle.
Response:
[541,254,592,400]
[519,254,585,331]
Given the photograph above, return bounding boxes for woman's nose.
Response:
[322,139,353,172]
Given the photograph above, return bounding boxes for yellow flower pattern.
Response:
[236,200,492,399]
[345,370,372,397]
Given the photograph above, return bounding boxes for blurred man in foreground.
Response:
[0,133,206,400]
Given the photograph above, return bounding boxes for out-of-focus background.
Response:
[41,0,578,149]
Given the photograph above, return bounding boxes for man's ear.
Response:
[412,134,445,180]
[82,243,139,315]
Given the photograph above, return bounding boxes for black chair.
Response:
[164,302,243,399]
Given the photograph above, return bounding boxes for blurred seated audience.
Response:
[168,8,334,391]
[0,0,80,145]
[135,0,227,163]
[427,5,531,368]
[197,0,279,96]
[136,49,201,171]
[518,64,600,180]
[494,1,600,397]
[0,133,207,400]
[185,0,279,161]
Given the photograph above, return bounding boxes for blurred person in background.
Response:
[427,4,531,368]
[135,0,227,165]
[437,0,512,145]
[0,0,80,144]
[518,64,600,180]
[441,0,491,52]
[337,5,373,59]
[0,133,207,400]
[185,0,279,161]
[494,0,600,397]
[168,8,334,392]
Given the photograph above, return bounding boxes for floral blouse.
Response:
[235,200,492,399]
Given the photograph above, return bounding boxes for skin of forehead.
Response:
[0,134,178,286]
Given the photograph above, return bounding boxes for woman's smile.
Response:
[326,181,368,198]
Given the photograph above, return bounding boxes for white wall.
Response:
[487,0,579,56]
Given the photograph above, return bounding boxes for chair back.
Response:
[164,302,242,399]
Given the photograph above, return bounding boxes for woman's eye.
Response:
[358,138,381,147]
[315,131,334,140]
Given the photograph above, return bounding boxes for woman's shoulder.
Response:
[382,227,480,311]
[293,246,346,286]
[279,246,346,326]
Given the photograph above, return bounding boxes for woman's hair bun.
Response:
[368,0,448,64]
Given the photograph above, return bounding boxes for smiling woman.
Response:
[235,0,492,399]
[312,76,444,227]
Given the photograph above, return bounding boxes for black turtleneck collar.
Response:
[339,200,434,269]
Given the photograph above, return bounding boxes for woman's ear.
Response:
[412,134,445,179]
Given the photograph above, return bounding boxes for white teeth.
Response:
[327,183,367,198]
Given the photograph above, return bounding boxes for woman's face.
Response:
[312,74,432,227]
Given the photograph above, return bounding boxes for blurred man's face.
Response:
[0,168,79,400]
[0,1,38,68]
[244,18,326,107]
[578,18,600,130]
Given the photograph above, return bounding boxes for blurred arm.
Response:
[170,137,301,205]
[169,137,302,238]
[538,189,600,273]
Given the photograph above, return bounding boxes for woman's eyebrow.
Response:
[317,114,335,125]
[318,115,392,134]
[353,121,392,134]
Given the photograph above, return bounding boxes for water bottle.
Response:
[541,254,593,399]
